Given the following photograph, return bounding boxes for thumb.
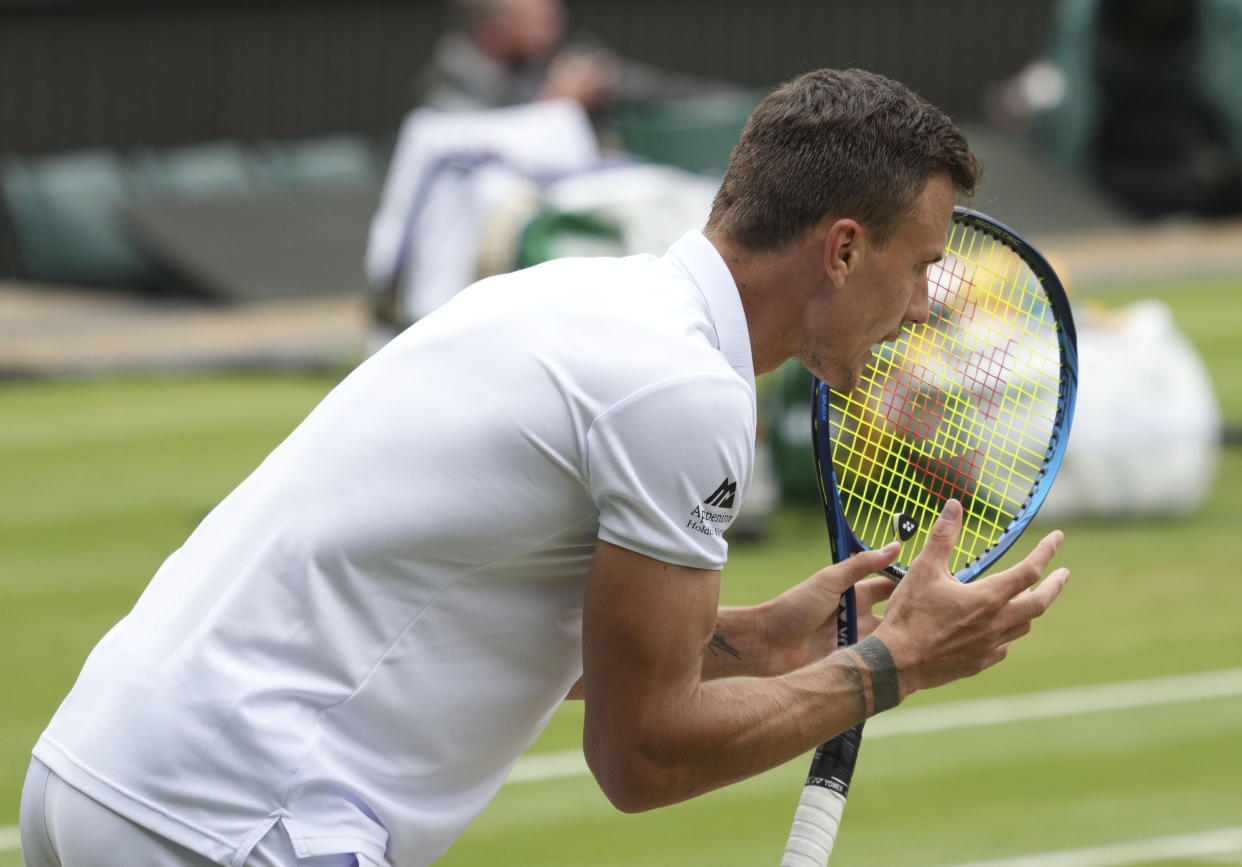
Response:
[810,542,901,598]
[843,541,902,587]
[910,499,963,575]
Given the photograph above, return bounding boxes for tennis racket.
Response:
[780,207,1078,866]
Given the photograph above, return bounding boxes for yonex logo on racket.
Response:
[893,512,918,541]
[703,478,737,509]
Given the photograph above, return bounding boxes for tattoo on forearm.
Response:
[855,635,900,713]
[708,631,741,659]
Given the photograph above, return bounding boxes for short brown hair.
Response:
[706,68,981,250]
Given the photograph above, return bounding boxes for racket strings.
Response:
[830,223,1065,573]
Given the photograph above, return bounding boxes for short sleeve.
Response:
[586,373,756,570]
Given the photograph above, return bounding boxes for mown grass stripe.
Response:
[939,826,1242,867]
[508,668,1242,784]
[5,670,1240,853]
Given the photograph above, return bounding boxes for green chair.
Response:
[515,209,626,269]
[262,135,381,187]
[0,149,158,287]
[610,90,763,175]
[129,141,259,199]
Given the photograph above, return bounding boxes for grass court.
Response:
[2,278,1240,866]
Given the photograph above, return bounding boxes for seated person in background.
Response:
[418,0,619,114]
[416,0,735,121]
[388,0,770,532]
[377,0,751,339]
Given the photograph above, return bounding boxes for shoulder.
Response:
[585,370,755,570]
[595,370,753,431]
[432,252,751,406]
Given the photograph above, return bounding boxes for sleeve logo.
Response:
[702,478,737,509]
[687,478,737,538]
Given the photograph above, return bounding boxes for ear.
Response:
[823,218,862,289]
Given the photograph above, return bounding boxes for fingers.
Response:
[822,542,901,594]
[860,541,902,576]
[1006,566,1070,622]
[794,542,902,615]
[998,620,1032,645]
[985,530,1066,601]
[855,575,897,609]
[991,566,1069,646]
[908,499,963,577]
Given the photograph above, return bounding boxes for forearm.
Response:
[701,605,771,680]
[580,540,910,812]
[570,603,770,700]
[585,635,901,812]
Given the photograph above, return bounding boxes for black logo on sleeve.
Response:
[702,478,737,509]
[687,478,738,538]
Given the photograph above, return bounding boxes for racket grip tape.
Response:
[780,785,846,867]
[781,722,863,866]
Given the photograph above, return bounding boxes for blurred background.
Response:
[2,0,1241,864]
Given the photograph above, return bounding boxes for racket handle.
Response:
[780,784,847,867]
[881,563,905,582]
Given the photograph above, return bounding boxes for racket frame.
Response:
[815,207,1078,585]
[779,207,1078,867]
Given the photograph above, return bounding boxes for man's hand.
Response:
[578,504,1069,812]
[756,545,899,677]
[875,499,1070,701]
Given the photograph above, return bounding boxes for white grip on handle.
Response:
[780,784,847,867]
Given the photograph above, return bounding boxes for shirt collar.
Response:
[666,230,755,392]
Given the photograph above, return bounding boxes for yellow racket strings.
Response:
[831,223,1062,573]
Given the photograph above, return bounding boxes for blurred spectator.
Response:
[418,0,619,114]
[372,0,751,343]
[986,0,1242,219]
[415,0,733,123]
[365,100,603,343]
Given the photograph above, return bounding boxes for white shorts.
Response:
[19,758,358,867]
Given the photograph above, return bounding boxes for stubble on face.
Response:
[803,174,955,392]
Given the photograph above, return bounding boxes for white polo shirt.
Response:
[34,231,757,867]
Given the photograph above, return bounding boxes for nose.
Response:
[906,274,931,325]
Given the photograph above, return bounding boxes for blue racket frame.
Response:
[812,207,1079,587]
[792,208,1079,852]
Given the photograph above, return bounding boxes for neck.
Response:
[703,229,825,376]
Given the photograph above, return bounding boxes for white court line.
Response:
[3,668,1241,854]
[939,826,1242,867]
[509,667,1242,783]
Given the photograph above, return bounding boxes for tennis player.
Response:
[21,68,1069,867]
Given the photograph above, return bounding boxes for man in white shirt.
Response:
[22,68,1070,867]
